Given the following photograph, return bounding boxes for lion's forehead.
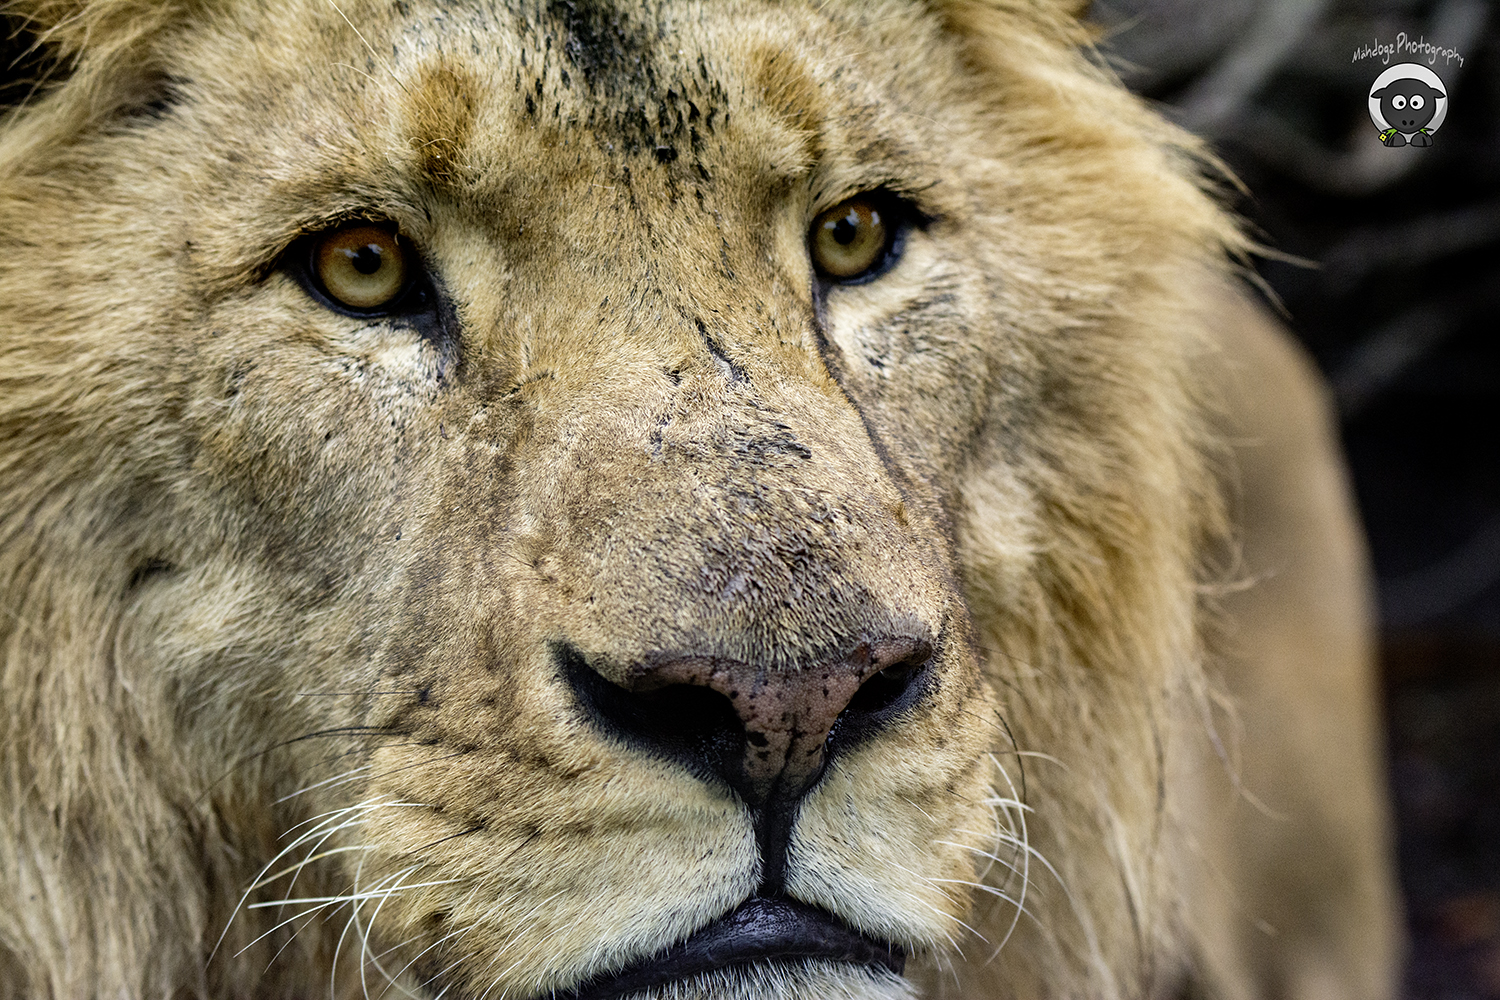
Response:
[188,0,952,210]
[395,0,925,136]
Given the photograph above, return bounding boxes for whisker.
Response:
[276,766,373,804]
[985,753,1036,960]
[235,896,348,959]
[248,843,374,893]
[272,804,408,920]
[426,947,480,998]
[377,921,482,1000]
[412,824,485,854]
[280,799,431,844]
[471,892,569,1000]
[935,840,1027,881]
[357,866,428,1000]
[258,900,337,975]
[929,877,1033,914]
[196,726,409,808]
[247,880,459,908]
[330,848,376,1000]
[360,748,472,785]
[212,798,395,962]
[873,857,986,955]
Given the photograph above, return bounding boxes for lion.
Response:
[0,1,1401,998]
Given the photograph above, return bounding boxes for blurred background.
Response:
[1088,0,1499,995]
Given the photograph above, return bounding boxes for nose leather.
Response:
[629,636,928,804]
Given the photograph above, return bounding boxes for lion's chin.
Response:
[607,961,916,1000]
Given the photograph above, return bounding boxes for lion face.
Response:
[1,0,1234,997]
[114,3,1010,996]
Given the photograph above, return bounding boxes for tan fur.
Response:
[0,1,1399,998]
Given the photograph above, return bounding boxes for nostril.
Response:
[829,643,932,762]
[560,645,746,787]
[845,655,925,716]
[617,683,742,745]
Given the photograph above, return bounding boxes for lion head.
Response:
[0,1,1245,998]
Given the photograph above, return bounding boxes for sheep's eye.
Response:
[1392,95,1407,110]
[1410,94,1425,110]
[311,224,412,312]
[811,196,893,283]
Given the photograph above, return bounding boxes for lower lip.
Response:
[556,897,905,1000]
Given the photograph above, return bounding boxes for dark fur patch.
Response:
[753,45,821,132]
[113,74,186,124]
[544,0,657,93]
[407,62,480,184]
[0,12,62,114]
[509,0,728,167]
[125,558,175,592]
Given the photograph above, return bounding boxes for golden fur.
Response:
[0,1,1399,997]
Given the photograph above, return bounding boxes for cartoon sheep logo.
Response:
[1369,63,1448,147]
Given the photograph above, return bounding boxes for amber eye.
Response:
[811,196,891,281]
[312,224,411,311]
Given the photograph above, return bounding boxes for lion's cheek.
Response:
[356,744,759,995]
[181,291,451,566]
[785,721,1000,952]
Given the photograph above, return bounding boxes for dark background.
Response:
[1090,0,1500,995]
[5,2,1498,995]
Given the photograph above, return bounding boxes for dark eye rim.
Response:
[809,189,922,288]
[287,222,435,320]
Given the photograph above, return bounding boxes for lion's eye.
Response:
[311,224,412,311]
[811,196,893,283]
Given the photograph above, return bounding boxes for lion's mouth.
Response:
[554,897,906,1000]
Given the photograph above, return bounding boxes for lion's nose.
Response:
[561,636,933,808]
